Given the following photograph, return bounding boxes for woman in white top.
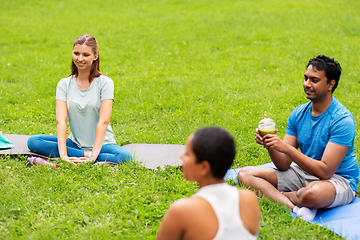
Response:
[157,127,260,240]
[27,34,132,165]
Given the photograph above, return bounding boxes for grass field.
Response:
[1,0,360,239]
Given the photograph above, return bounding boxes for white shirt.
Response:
[193,183,257,240]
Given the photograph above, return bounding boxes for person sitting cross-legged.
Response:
[238,55,359,221]
[27,34,132,165]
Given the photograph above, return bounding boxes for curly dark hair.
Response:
[191,127,236,179]
[307,55,342,93]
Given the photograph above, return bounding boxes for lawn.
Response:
[1,0,360,239]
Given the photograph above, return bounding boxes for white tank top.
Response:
[193,183,257,240]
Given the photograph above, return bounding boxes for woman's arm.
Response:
[239,189,260,236]
[156,200,187,240]
[56,100,70,162]
[89,99,113,161]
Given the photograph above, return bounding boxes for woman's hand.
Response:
[70,157,95,164]
[60,156,94,164]
[60,155,76,165]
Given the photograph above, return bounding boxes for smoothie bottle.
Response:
[26,157,59,168]
[258,112,276,137]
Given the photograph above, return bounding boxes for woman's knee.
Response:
[27,134,58,156]
[111,146,133,163]
[99,146,133,164]
[27,134,42,151]
[116,150,133,163]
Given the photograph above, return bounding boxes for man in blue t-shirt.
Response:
[238,55,359,221]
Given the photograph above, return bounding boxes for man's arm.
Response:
[281,142,347,179]
[256,130,297,171]
[264,134,348,179]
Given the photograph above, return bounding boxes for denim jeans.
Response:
[27,134,132,164]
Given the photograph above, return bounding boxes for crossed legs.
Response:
[27,134,133,164]
[238,166,336,210]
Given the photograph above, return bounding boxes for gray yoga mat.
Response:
[0,134,184,169]
[122,143,184,169]
[0,134,40,156]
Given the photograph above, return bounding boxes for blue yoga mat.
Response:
[295,198,360,240]
[224,163,360,240]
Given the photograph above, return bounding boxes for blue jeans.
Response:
[27,134,133,164]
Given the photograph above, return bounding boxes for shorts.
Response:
[276,165,355,208]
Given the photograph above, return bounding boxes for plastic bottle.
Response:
[26,157,59,168]
[258,111,276,137]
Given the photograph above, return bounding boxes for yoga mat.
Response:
[0,134,44,157]
[225,163,360,240]
[0,134,185,169]
[295,198,360,240]
[0,132,14,150]
[122,143,184,169]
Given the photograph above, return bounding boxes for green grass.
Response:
[1,0,360,238]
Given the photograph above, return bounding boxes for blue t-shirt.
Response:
[286,97,359,192]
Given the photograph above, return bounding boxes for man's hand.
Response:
[259,133,296,171]
[255,128,278,147]
[255,128,265,146]
[263,133,290,153]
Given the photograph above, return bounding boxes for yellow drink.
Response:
[259,129,276,137]
[258,113,276,137]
